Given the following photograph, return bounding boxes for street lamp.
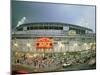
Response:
[73,43,78,51]
[14,43,18,51]
[26,43,31,51]
[58,41,64,51]
[90,43,93,46]
[60,44,64,48]
[14,43,18,47]
[74,43,78,47]
[27,43,31,47]
[83,43,90,50]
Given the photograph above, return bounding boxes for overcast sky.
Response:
[12,1,96,32]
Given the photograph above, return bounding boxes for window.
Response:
[27,27,30,30]
[30,26,33,30]
[26,24,63,30]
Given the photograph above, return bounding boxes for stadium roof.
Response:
[16,22,93,31]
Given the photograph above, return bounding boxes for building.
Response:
[12,22,96,53]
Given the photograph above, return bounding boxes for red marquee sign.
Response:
[36,38,53,49]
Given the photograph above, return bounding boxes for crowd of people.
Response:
[12,49,96,71]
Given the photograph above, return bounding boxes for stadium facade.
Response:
[12,22,96,53]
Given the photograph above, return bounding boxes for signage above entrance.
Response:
[36,38,53,49]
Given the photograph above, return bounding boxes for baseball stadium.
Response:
[12,22,96,74]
